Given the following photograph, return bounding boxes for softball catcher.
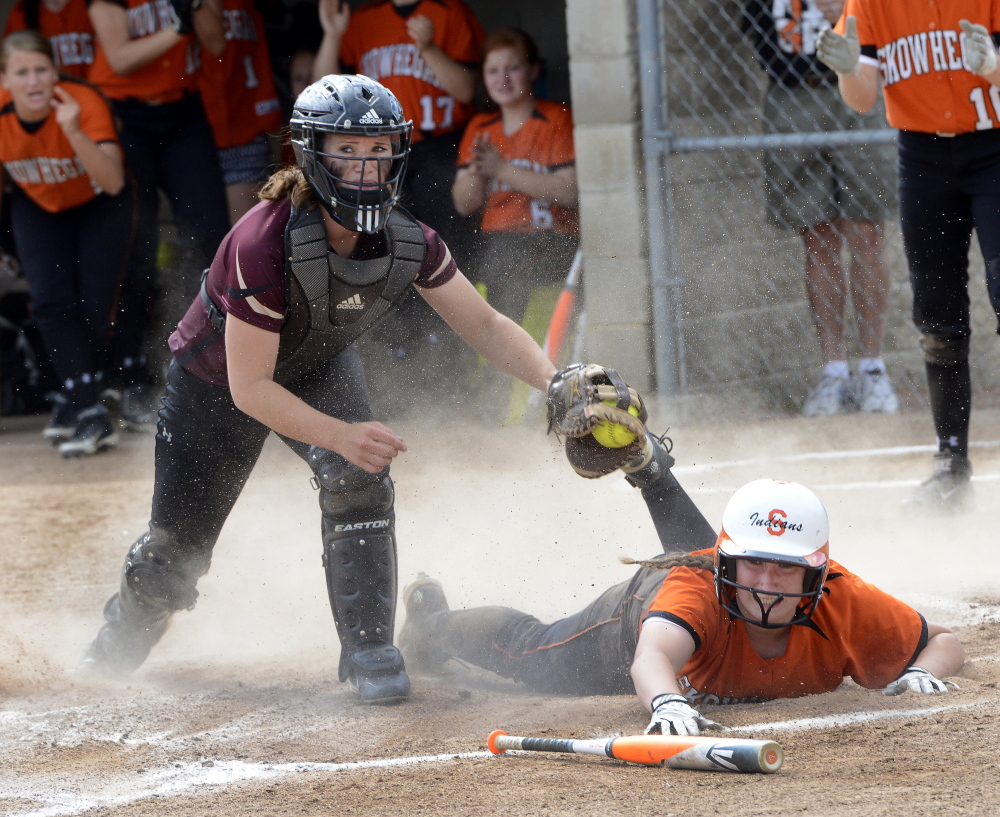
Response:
[79,73,641,705]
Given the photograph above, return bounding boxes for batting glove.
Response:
[960,20,998,77]
[816,16,861,76]
[645,693,723,737]
[882,666,959,696]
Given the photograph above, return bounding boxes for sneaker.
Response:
[902,452,973,514]
[43,393,77,443]
[344,644,411,704]
[856,369,900,414]
[802,374,853,417]
[397,574,450,675]
[59,405,118,458]
[120,383,160,431]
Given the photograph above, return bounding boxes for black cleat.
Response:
[902,452,973,514]
[43,393,77,443]
[344,644,411,704]
[78,621,155,678]
[59,405,118,457]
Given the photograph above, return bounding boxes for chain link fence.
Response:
[640,0,1000,417]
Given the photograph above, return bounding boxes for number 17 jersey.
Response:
[339,0,484,142]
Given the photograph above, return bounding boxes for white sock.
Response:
[858,357,886,374]
[822,361,850,379]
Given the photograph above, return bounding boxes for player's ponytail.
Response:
[619,553,714,572]
[259,166,315,210]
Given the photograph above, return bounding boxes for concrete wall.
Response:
[565,0,653,392]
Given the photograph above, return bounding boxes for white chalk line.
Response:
[0,753,493,817]
[727,697,992,735]
[673,440,1000,475]
[5,690,998,816]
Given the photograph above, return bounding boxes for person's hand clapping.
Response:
[960,20,998,77]
[339,421,407,474]
[51,86,82,138]
[318,0,350,37]
[471,133,504,179]
[406,15,435,51]
[816,15,861,76]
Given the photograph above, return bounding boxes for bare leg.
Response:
[802,222,847,363]
[839,218,889,358]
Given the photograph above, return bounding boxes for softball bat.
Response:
[487,730,783,774]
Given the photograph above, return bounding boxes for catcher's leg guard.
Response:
[314,451,409,704]
[623,435,716,553]
[79,527,208,677]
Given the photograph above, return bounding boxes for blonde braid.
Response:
[619,552,715,571]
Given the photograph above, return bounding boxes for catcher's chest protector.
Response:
[275,205,426,384]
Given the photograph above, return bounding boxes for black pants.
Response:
[421,476,715,696]
[897,130,1000,452]
[149,350,374,549]
[10,185,136,407]
[110,93,230,381]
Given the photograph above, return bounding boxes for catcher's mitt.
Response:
[546,364,649,479]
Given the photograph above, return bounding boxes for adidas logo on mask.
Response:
[336,294,364,310]
[358,108,383,125]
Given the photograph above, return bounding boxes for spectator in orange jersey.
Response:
[313,0,484,381]
[0,31,135,456]
[313,0,483,247]
[817,4,1000,513]
[3,0,96,79]
[198,0,283,224]
[452,28,578,327]
[86,0,230,428]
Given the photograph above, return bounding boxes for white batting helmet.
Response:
[715,479,830,628]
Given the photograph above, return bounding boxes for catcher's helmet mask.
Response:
[714,479,830,630]
[291,74,413,233]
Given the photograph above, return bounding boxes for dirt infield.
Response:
[1,405,999,816]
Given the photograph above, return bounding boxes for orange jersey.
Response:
[88,0,200,102]
[645,549,926,705]
[457,100,578,235]
[3,0,95,78]
[0,80,119,212]
[339,0,484,141]
[839,0,1000,133]
[198,0,282,149]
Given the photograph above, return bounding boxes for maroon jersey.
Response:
[169,198,458,386]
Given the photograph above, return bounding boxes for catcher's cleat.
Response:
[120,383,161,431]
[622,433,676,490]
[398,575,450,675]
[902,452,973,514]
[77,621,157,678]
[344,644,411,704]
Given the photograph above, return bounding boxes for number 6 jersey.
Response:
[838,0,1000,133]
[456,99,578,236]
